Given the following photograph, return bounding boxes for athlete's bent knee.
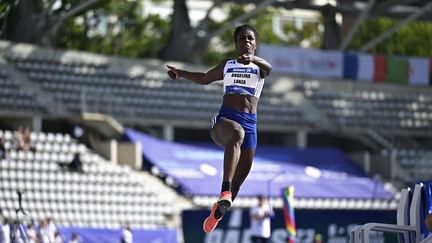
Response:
[230,126,245,145]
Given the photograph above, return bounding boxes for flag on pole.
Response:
[373,55,387,82]
[282,186,296,243]
[386,56,409,84]
[408,57,429,85]
[357,53,374,82]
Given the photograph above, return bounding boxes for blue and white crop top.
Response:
[223,59,264,98]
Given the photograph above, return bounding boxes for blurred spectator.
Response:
[26,221,38,243]
[73,125,88,146]
[12,126,34,152]
[67,153,84,173]
[53,231,63,243]
[249,195,274,243]
[73,125,84,140]
[69,233,81,243]
[20,127,34,152]
[46,218,57,243]
[0,224,4,243]
[12,126,23,151]
[121,224,133,243]
[38,219,50,243]
[0,217,11,243]
[57,153,84,173]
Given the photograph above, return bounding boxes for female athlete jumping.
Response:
[167,24,272,233]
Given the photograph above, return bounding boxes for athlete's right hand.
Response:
[167,65,180,79]
[237,54,252,65]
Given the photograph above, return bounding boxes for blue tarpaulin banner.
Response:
[126,128,393,199]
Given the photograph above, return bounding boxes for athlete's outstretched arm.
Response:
[167,59,228,85]
[251,55,272,78]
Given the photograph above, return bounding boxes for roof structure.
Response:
[222,0,432,50]
[224,0,432,20]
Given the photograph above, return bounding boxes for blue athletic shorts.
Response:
[210,106,257,149]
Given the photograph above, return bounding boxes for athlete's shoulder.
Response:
[226,59,236,65]
[219,58,233,67]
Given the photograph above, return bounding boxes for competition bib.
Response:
[223,60,264,98]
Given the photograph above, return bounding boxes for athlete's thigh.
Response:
[211,117,244,148]
[232,148,256,186]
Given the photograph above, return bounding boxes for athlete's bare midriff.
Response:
[222,93,258,114]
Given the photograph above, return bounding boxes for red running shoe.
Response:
[203,191,233,233]
[203,202,221,233]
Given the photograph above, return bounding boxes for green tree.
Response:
[159,0,318,64]
[55,1,170,58]
[0,0,323,64]
[1,0,103,46]
[203,4,322,65]
[348,17,432,57]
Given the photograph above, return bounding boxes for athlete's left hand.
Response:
[166,65,180,79]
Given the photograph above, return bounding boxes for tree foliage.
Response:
[0,0,323,64]
[348,17,432,57]
[55,0,170,58]
[203,4,322,65]
[1,0,104,45]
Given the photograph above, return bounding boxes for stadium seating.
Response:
[2,40,432,204]
[0,130,187,229]
[3,41,432,136]
[298,79,432,184]
[300,79,432,133]
[1,41,311,130]
[380,148,432,184]
[0,67,45,113]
